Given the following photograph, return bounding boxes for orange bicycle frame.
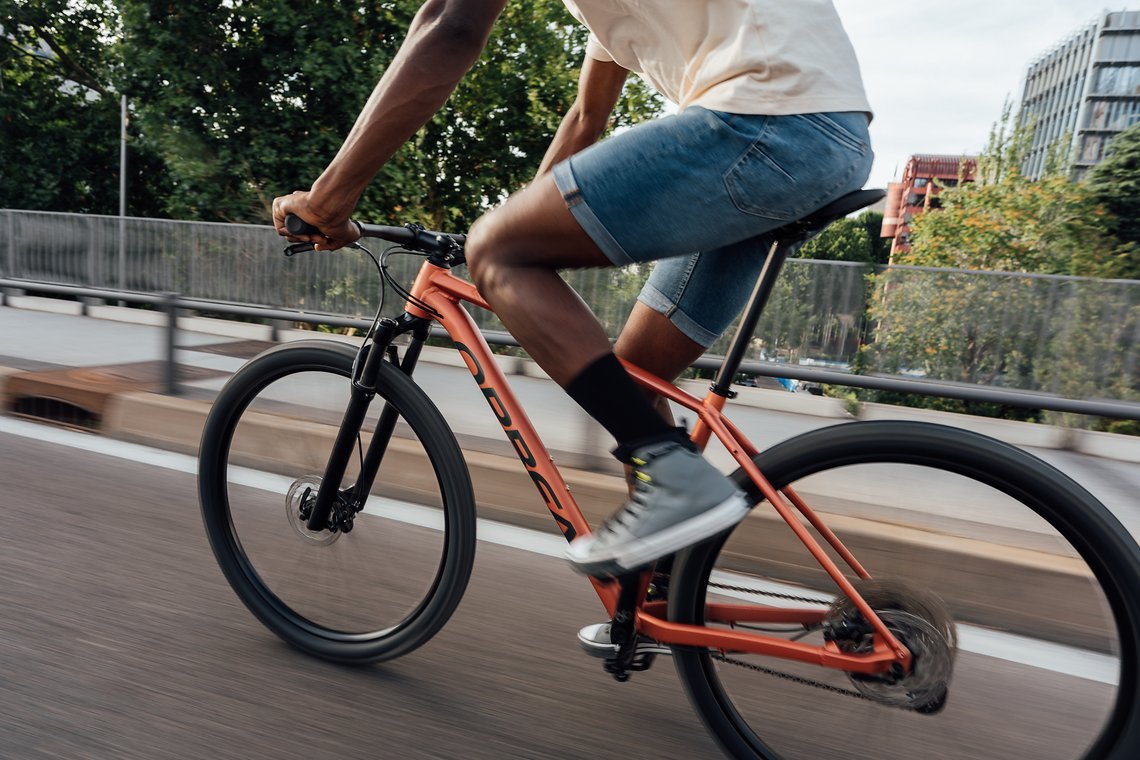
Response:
[402,259,910,675]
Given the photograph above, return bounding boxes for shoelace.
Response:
[602,462,656,535]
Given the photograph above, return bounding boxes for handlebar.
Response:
[284,214,466,255]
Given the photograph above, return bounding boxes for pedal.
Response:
[577,622,671,659]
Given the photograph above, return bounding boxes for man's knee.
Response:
[464,213,501,292]
[465,209,531,293]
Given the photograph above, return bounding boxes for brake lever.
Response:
[284,242,316,256]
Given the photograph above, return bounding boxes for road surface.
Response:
[0,420,1125,759]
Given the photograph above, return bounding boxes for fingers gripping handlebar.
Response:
[283,214,466,255]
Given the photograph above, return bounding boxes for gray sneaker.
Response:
[565,440,749,576]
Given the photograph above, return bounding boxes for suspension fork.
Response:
[305,313,431,531]
[349,318,432,505]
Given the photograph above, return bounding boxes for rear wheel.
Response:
[199,340,476,663]
[670,421,1140,760]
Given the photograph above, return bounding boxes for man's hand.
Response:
[272,190,361,251]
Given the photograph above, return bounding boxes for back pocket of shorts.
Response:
[724,116,864,221]
[724,145,802,221]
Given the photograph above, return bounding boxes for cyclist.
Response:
[273,0,873,580]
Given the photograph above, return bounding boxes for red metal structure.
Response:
[880,153,976,259]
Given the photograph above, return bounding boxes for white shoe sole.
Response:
[565,492,750,577]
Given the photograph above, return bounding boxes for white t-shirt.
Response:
[561,0,872,117]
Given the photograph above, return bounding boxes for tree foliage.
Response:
[797,211,890,266]
[900,104,1134,279]
[118,0,410,222]
[4,0,662,227]
[0,0,168,214]
[1086,123,1140,267]
[858,109,1139,422]
[900,173,1126,277]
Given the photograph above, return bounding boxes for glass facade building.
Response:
[1018,10,1140,179]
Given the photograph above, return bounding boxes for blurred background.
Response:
[2,1,1139,758]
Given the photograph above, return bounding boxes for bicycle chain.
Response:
[705,580,921,712]
[709,652,891,704]
[709,580,830,607]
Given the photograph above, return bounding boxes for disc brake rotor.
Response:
[285,476,341,546]
[826,578,958,711]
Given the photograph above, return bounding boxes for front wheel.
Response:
[670,421,1140,760]
[199,340,477,664]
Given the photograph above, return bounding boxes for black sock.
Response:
[565,353,690,460]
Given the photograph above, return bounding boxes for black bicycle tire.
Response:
[198,340,477,664]
[669,420,1140,760]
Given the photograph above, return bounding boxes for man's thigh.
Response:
[467,174,611,270]
[551,107,872,267]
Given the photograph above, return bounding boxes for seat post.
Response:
[710,236,799,397]
[706,188,887,398]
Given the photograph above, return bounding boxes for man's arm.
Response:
[274,0,507,248]
[534,55,629,178]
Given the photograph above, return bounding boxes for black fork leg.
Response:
[348,320,431,506]
[305,319,395,531]
[306,315,431,532]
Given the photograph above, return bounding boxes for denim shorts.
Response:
[551,107,873,347]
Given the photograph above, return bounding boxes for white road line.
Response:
[0,416,1121,685]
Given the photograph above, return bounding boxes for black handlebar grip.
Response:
[284,214,321,237]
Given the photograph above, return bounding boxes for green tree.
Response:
[116,0,661,226]
[859,109,1138,421]
[118,0,413,222]
[6,1,662,226]
[859,210,892,265]
[900,103,1129,278]
[0,0,167,214]
[1085,123,1140,278]
[898,172,1122,276]
[797,211,889,266]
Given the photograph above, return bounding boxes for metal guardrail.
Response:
[3,277,1139,422]
[2,209,1138,420]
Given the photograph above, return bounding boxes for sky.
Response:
[831,1,1126,188]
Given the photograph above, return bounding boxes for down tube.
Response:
[421,292,591,545]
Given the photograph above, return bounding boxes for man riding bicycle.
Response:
[273,0,872,582]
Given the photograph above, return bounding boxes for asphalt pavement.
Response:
[0,420,1125,760]
[2,299,1138,758]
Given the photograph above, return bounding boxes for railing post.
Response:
[4,209,14,280]
[87,215,98,288]
[2,209,9,279]
[1,210,8,305]
[1,210,22,303]
[82,216,98,315]
[161,291,180,396]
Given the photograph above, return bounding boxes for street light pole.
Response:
[118,94,127,293]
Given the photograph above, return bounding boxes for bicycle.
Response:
[198,189,1140,760]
